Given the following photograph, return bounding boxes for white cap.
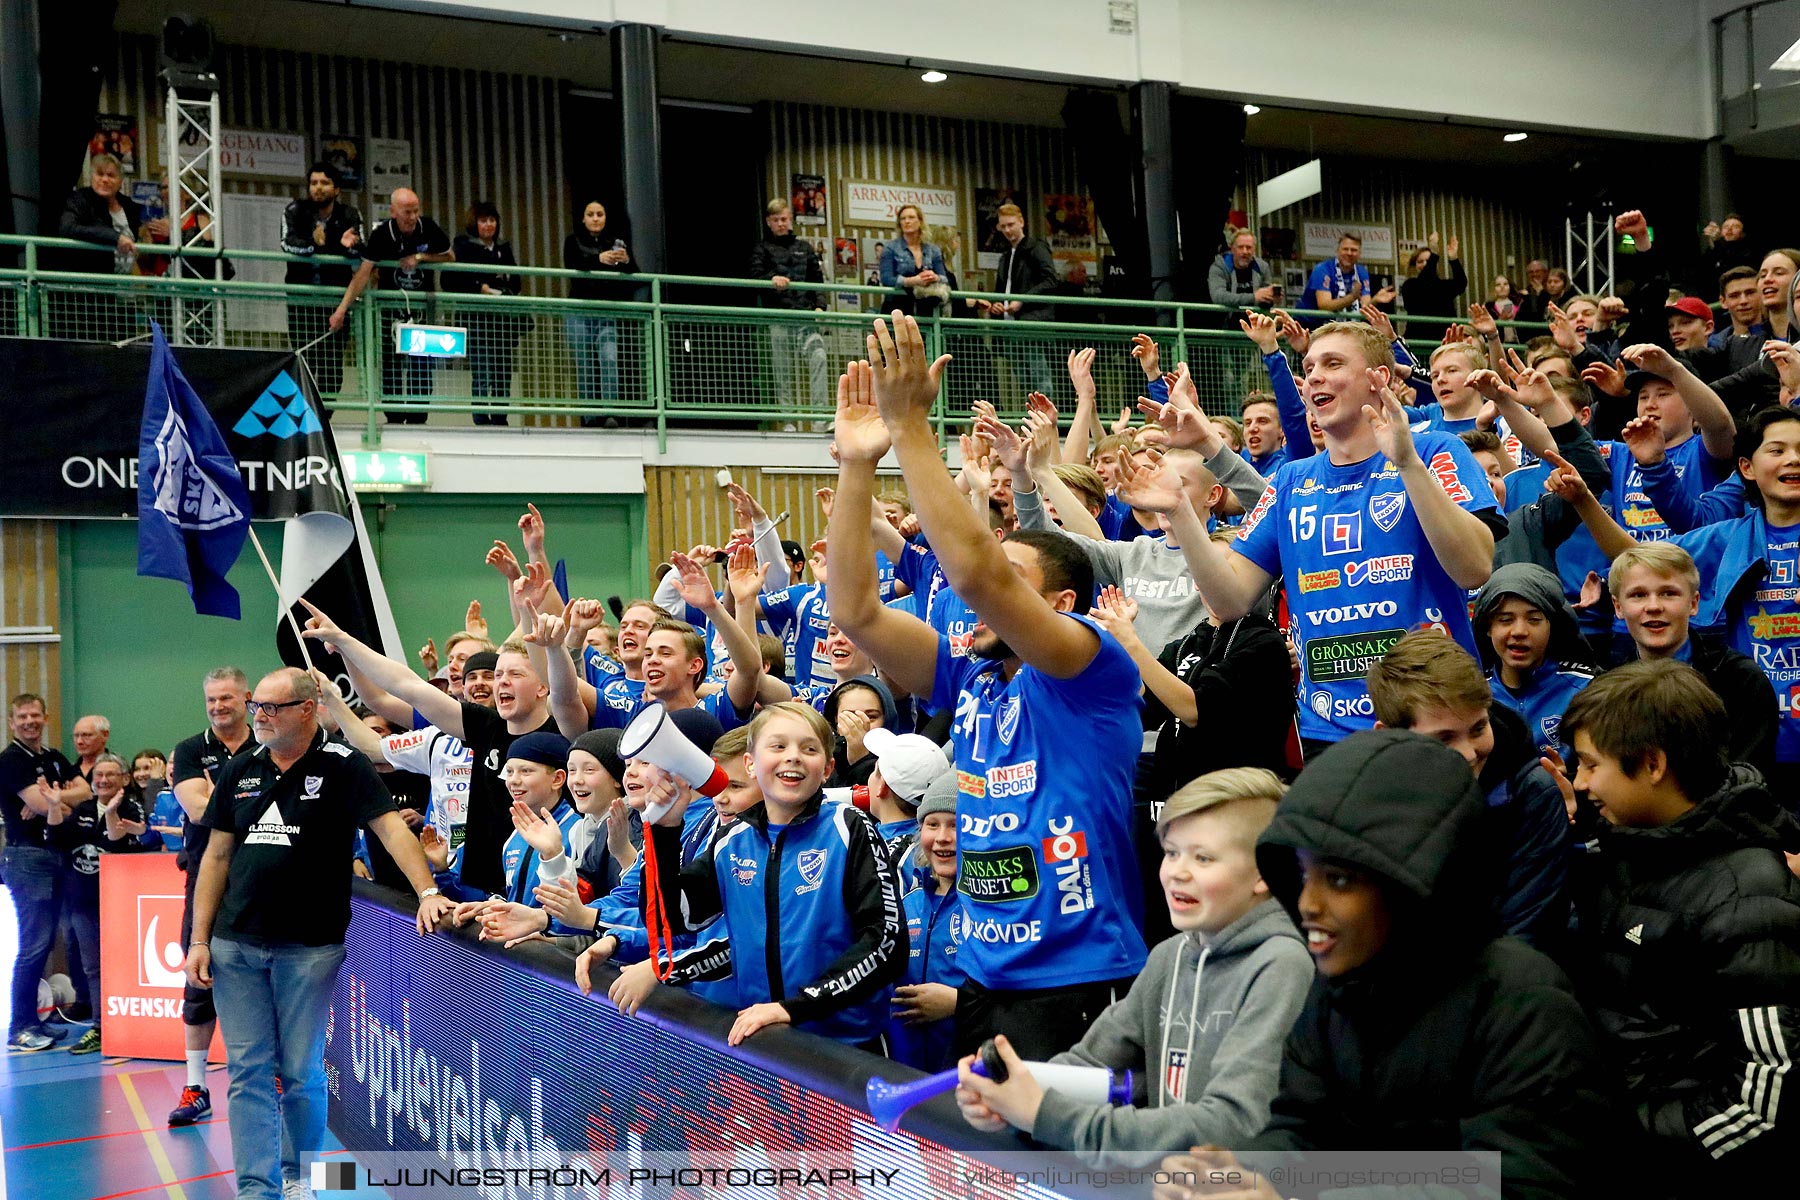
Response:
[863,728,951,804]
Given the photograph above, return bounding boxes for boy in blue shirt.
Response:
[1142,320,1502,755]
[886,768,964,1071]
[1472,562,1598,748]
[446,731,579,910]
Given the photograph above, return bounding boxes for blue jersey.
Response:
[763,583,832,691]
[1234,432,1499,742]
[1489,662,1595,750]
[876,550,898,603]
[931,615,1147,990]
[1244,447,1289,477]
[1306,260,1370,308]
[497,801,583,904]
[583,649,646,729]
[150,790,186,854]
[1734,521,1800,763]
[1608,435,1731,544]
[886,878,967,1072]
[1099,494,1150,542]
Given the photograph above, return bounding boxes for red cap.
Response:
[1666,296,1714,322]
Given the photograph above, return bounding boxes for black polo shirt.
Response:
[171,725,254,872]
[0,740,80,850]
[455,701,556,896]
[199,729,395,947]
[363,215,450,293]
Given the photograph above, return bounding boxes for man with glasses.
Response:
[185,668,452,1200]
[166,667,252,1125]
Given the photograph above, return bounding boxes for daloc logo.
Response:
[233,371,323,439]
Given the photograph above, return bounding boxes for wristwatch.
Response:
[418,887,441,900]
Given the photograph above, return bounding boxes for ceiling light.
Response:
[549,32,580,42]
[920,70,948,83]
[1774,36,1800,70]
[1503,131,1529,143]
[1243,104,1260,115]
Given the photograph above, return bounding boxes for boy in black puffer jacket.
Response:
[1563,659,1800,1193]
[1237,728,1635,1197]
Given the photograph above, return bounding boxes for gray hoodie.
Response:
[1031,898,1312,1165]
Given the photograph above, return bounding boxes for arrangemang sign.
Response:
[842,180,959,229]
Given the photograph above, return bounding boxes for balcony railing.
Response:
[0,233,1550,449]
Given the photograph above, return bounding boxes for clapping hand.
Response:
[867,312,951,427]
[1360,298,1395,343]
[1114,444,1183,514]
[1362,375,1421,468]
[510,798,567,858]
[1089,585,1141,643]
[1067,347,1097,399]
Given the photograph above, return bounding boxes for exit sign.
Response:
[394,322,467,357]
[340,451,428,491]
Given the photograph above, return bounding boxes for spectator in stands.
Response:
[1699,213,1761,299]
[1516,258,1551,322]
[447,731,577,912]
[185,668,451,1200]
[1549,405,1800,796]
[282,162,363,399]
[618,702,906,1049]
[856,725,946,865]
[52,153,143,340]
[328,187,454,424]
[71,714,109,784]
[878,204,950,318]
[563,200,635,427]
[819,674,895,786]
[1544,266,1578,311]
[95,752,156,853]
[831,326,1148,1059]
[1486,274,1522,344]
[1665,296,1715,353]
[1756,248,1798,342]
[750,198,829,410]
[886,768,962,1071]
[1711,265,1765,347]
[1472,564,1597,749]
[1206,229,1275,311]
[1308,233,1392,315]
[1168,322,1499,755]
[1562,660,1800,1191]
[1367,632,1572,946]
[976,203,1058,397]
[1399,233,1467,343]
[138,748,183,852]
[1186,730,1624,1192]
[447,200,523,426]
[1238,393,1287,475]
[956,768,1311,1166]
[1608,542,1777,775]
[4,693,90,1052]
[49,760,108,1054]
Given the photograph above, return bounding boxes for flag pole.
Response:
[246,525,318,674]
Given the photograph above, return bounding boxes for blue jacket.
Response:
[1262,351,1317,466]
[1472,563,1598,749]
[649,793,907,1043]
[445,799,582,904]
[1669,507,1774,634]
[1641,461,1748,533]
[885,870,966,1072]
[1478,705,1576,950]
[878,238,948,290]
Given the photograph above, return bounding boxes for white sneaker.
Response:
[283,1180,315,1200]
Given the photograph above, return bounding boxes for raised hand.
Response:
[298,597,347,654]
[867,312,951,426]
[1581,359,1627,398]
[1136,395,1212,452]
[486,540,523,583]
[1129,332,1161,380]
[814,485,835,518]
[833,360,892,464]
[898,512,922,538]
[532,878,587,927]
[1619,414,1665,466]
[973,401,1028,475]
[1620,343,1680,378]
[605,794,637,863]
[1467,302,1498,339]
[1614,209,1650,244]
[522,597,571,647]
[1598,296,1628,326]
[1445,233,1460,259]
[566,597,605,638]
[419,824,450,871]
[1111,404,1133,435]
[668,551,722,613]
[1542,449,1595,506]
[1539,746,1579,824]
[464,599,490,640]
[517,502,547,559]
[1765,340,1800,396]
[1272,309,1309,354]
[1362,376,1421,468]
[512,560,554,613]
[1114,445,1183,514]
[1546,302,1584,354]
[958,434,993,497]
[511,798,567,857]
[418,637,439,676]
[1022,394,1061,472]
[723,481,767,528]
[1067,346,1097,398]
[726,542,768,608]
[1239,310,1280,355]
[1359,299,1395,343]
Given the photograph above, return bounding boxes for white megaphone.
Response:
[619,701,729,824]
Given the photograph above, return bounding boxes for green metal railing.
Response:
[0,233,1552,449]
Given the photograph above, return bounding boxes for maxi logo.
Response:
[1344,554,1415,587]
[1368,491,1407,533]
[1239,485,1278,537]
[1043,816,1094,915]
[1305,628,1407,683]
[1427,451,1472,504]
[1303,599,1399,627]
[232,371,323,439]
[958,845,1039,903]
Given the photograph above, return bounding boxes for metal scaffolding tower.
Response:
[1565,208,1616,298]
[160,19,223,345]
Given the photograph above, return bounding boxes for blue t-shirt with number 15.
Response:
[1233,431,1498,744]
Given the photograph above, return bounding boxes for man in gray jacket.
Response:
[1208,230,1276,311]
[954,769,1312,1165]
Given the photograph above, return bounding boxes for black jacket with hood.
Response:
[1247,730,1634,1197]
[822,674,899,787]
[1570,765,1800,1191]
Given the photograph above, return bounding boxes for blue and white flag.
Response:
[136,323,252,618]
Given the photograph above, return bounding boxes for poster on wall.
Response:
[1043,193,1098,282]
[223,193,300,334]
[803,236,830,280]
[790,174,827,225]
[1301,220,1395,263]
[319,133,364,191]
[218,129,309,180]
[367,137,414,217]
[129,181,166,225]
[841,180,957,230]
[90,114,140,175]
[833,237,858,278]
[974,186,1019,269]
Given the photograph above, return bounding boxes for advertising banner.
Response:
[842,181,958,229]
[99,853,225,1061]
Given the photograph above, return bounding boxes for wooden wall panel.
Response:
[0,520,62,733]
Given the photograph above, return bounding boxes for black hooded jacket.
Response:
[822,674,899,787]
[1570,766,1800,1190]
[1248,730,1634,1197]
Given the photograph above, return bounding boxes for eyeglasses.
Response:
[247,698,310,716]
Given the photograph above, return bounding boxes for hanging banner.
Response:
[219,128,309,179]
[1302,220,1396,263]
[841,180,958,229]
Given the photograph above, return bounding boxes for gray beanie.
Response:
[914,764,958,822]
